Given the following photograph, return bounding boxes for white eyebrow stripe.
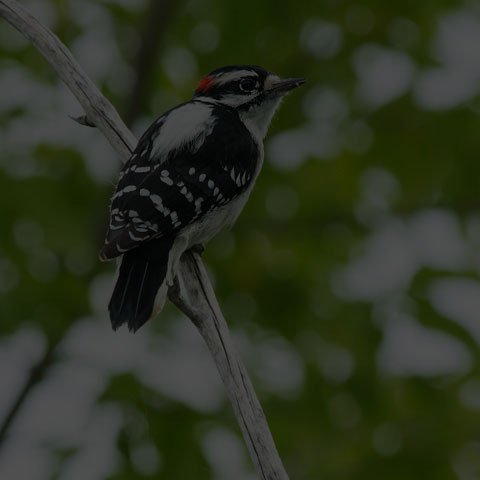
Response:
[215,70,258,85]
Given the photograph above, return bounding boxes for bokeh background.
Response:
[1,0,480,479]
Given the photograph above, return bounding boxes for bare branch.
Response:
[0,0,136,161]
[0,1,290,478]
[0,345,55,444]
[69,114,96,127]
[170,252,290,479]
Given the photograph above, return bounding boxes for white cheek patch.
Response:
[218,92,258,107]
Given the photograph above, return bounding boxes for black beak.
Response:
[269,77,307,94]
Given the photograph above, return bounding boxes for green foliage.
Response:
[1,0,480,479]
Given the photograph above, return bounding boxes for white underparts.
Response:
[239,96,283,141]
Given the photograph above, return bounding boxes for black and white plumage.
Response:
[100,65,305,332]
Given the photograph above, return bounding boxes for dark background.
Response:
[1,0,480,479]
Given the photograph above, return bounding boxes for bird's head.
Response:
[193,65,306,138]
[194,65,305,108]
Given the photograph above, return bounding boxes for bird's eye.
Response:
[239,78,257,92]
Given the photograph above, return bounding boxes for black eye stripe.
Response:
[193,74,262,100]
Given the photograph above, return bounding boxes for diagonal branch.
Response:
[0,344,55,444]
[0,1,290,478]
[0,0,136,160]
[170,252,289,479]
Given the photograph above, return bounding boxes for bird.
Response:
[100,65,305,332]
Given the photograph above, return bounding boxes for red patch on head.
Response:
[196,75,215,92]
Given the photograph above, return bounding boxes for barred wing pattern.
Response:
[100,102,258,260]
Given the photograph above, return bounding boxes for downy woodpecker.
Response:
[100,65,305,332]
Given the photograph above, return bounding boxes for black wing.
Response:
[100,103,258,260]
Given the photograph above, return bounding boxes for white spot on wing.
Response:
[150,194,163,208]
[150,195,170,216]
[195,197,204,213]
[128,230,145,241]
[112,185,136,200]
[150,194,171,215]
[135,166,151,173]
[160,176,173,186]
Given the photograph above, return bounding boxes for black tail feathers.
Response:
[109,237,174,332]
